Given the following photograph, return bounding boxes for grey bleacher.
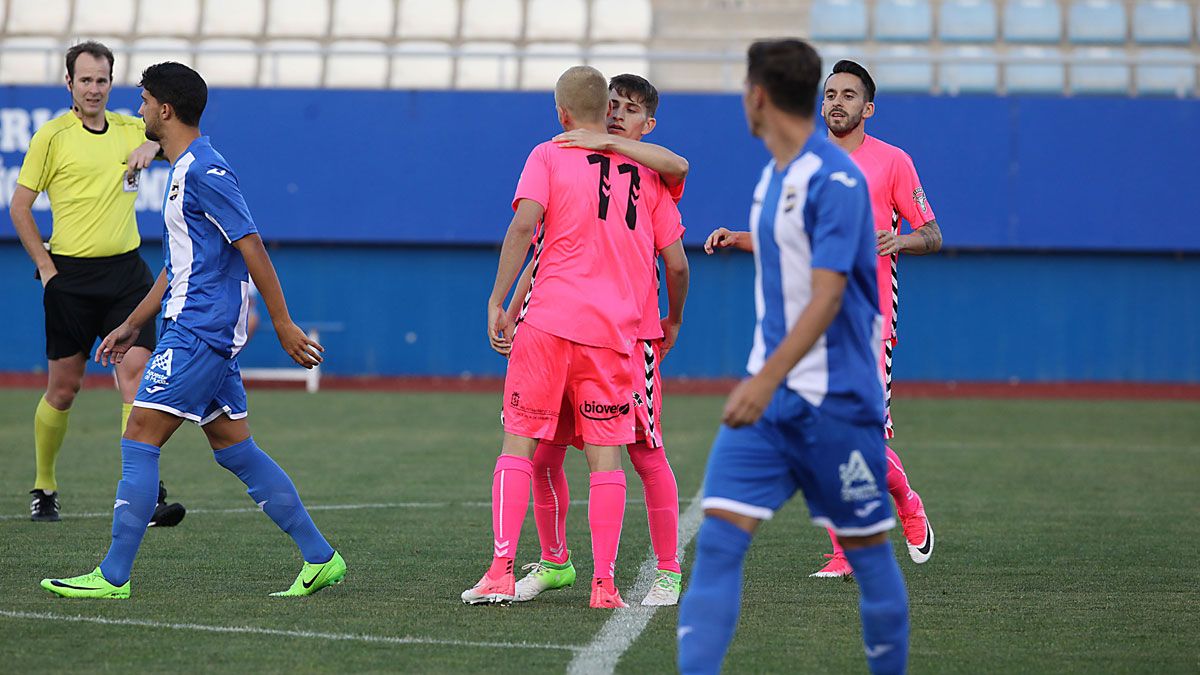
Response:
[0,0,1194,96]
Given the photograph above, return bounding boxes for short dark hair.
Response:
[746,39,822,118]
[139,62,208,127]
[609,74,660,118]
[66,41,114,81]
[829,59,877,102]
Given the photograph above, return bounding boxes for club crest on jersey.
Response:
[914,187,928,214]
[838,450,881,502]
[783,185,798,213]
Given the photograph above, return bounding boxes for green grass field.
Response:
[0,387,1197,673]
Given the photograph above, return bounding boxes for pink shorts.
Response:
[549,338,664,449]
[503,323,636,446]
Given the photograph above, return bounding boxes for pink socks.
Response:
[489,454,532,578]
[885,446,922,519]
[629,442,681,573]
[589,469,627,579]
[532,443,571,564]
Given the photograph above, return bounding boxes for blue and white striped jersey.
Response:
[747,133,885,426]
[160,136,257,358]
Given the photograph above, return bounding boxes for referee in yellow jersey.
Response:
[10,41,184,525]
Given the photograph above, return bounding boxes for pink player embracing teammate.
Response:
[497,74,691,606]
[464,65,685,608]
[706,59,941,577]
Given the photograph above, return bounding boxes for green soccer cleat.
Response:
[40,567,129,599]
[271,551,347,597]
[641,570,683,606]
[513,556,577,602]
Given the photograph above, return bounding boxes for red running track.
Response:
[0,372,1197,400]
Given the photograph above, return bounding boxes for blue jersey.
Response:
[160,136,257,358]
[747,133,884,426]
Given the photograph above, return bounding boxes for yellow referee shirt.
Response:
[17,110,148,258]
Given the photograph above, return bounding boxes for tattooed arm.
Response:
[876,219,942,256]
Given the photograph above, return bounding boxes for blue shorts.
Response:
[133,320,248,426]
[701,388,894,536]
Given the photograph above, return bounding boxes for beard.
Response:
[824,109,863,136]
[144,124,161,142]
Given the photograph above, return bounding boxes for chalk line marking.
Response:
[567,486,705,675]
[0,609,581,653]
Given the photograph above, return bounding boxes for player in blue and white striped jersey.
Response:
[39,62,345,600]
[677,40,909,675]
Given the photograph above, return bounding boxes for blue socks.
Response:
[845,542,910,675]
[99,439,161,586]
[214,437,334,564]
[677,516,753,675]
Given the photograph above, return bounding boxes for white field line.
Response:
[0,498,698,522]
[567,486,706,675]
[0,609,581,652]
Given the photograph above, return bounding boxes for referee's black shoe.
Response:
[149,481,186,527]
[29,489,60,522]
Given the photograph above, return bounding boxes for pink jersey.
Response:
[850,134,936,342]
[513,141,683,355]
[636,176,686,341]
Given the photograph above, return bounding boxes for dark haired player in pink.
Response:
[464,66,684,609]
[706,59,941,578]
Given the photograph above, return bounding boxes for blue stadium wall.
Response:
[2,87,1197,382]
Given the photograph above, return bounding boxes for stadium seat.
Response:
[1005,46,1066,93]
[202,0,266,37]
[1003,0,1062,43]
[940,46,999,93]
[874,0,934,42]
[331,0,395,38]
[522,42,583,90]
[819,43,868,73]
[325,40,389,88]
[0,37,62,84]
[258,40,323,87]
[456,42,518,90]
[72,0,136,36]
[196,39,259,87]
[872,46,934,92]
[526,0,587,41]
[939,0,998,42]
[1067,0,1128,44]
[94,37,130,84]
[809,0,868,42]
[1070,47,1131,93]
[7,0,69,34]
[397,0,459,39]
[126,38,195,85]
[137,0,201,37]
[267,0,330,38]
[1134,48,1197,95]
[591,0,654,42]
[391,41,453,89]
[588,43,650,79]
[461,0,524,41]
[1132,1,1193,44]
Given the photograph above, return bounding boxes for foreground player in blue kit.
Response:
[677,40,909,674]
[40,62,344,599]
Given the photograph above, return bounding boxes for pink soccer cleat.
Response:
[809,552,854,578]
[589,577,628,608]
[900,501,934,564]
[461,569,516,605]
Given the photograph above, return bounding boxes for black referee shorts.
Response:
[41,250,157,360]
